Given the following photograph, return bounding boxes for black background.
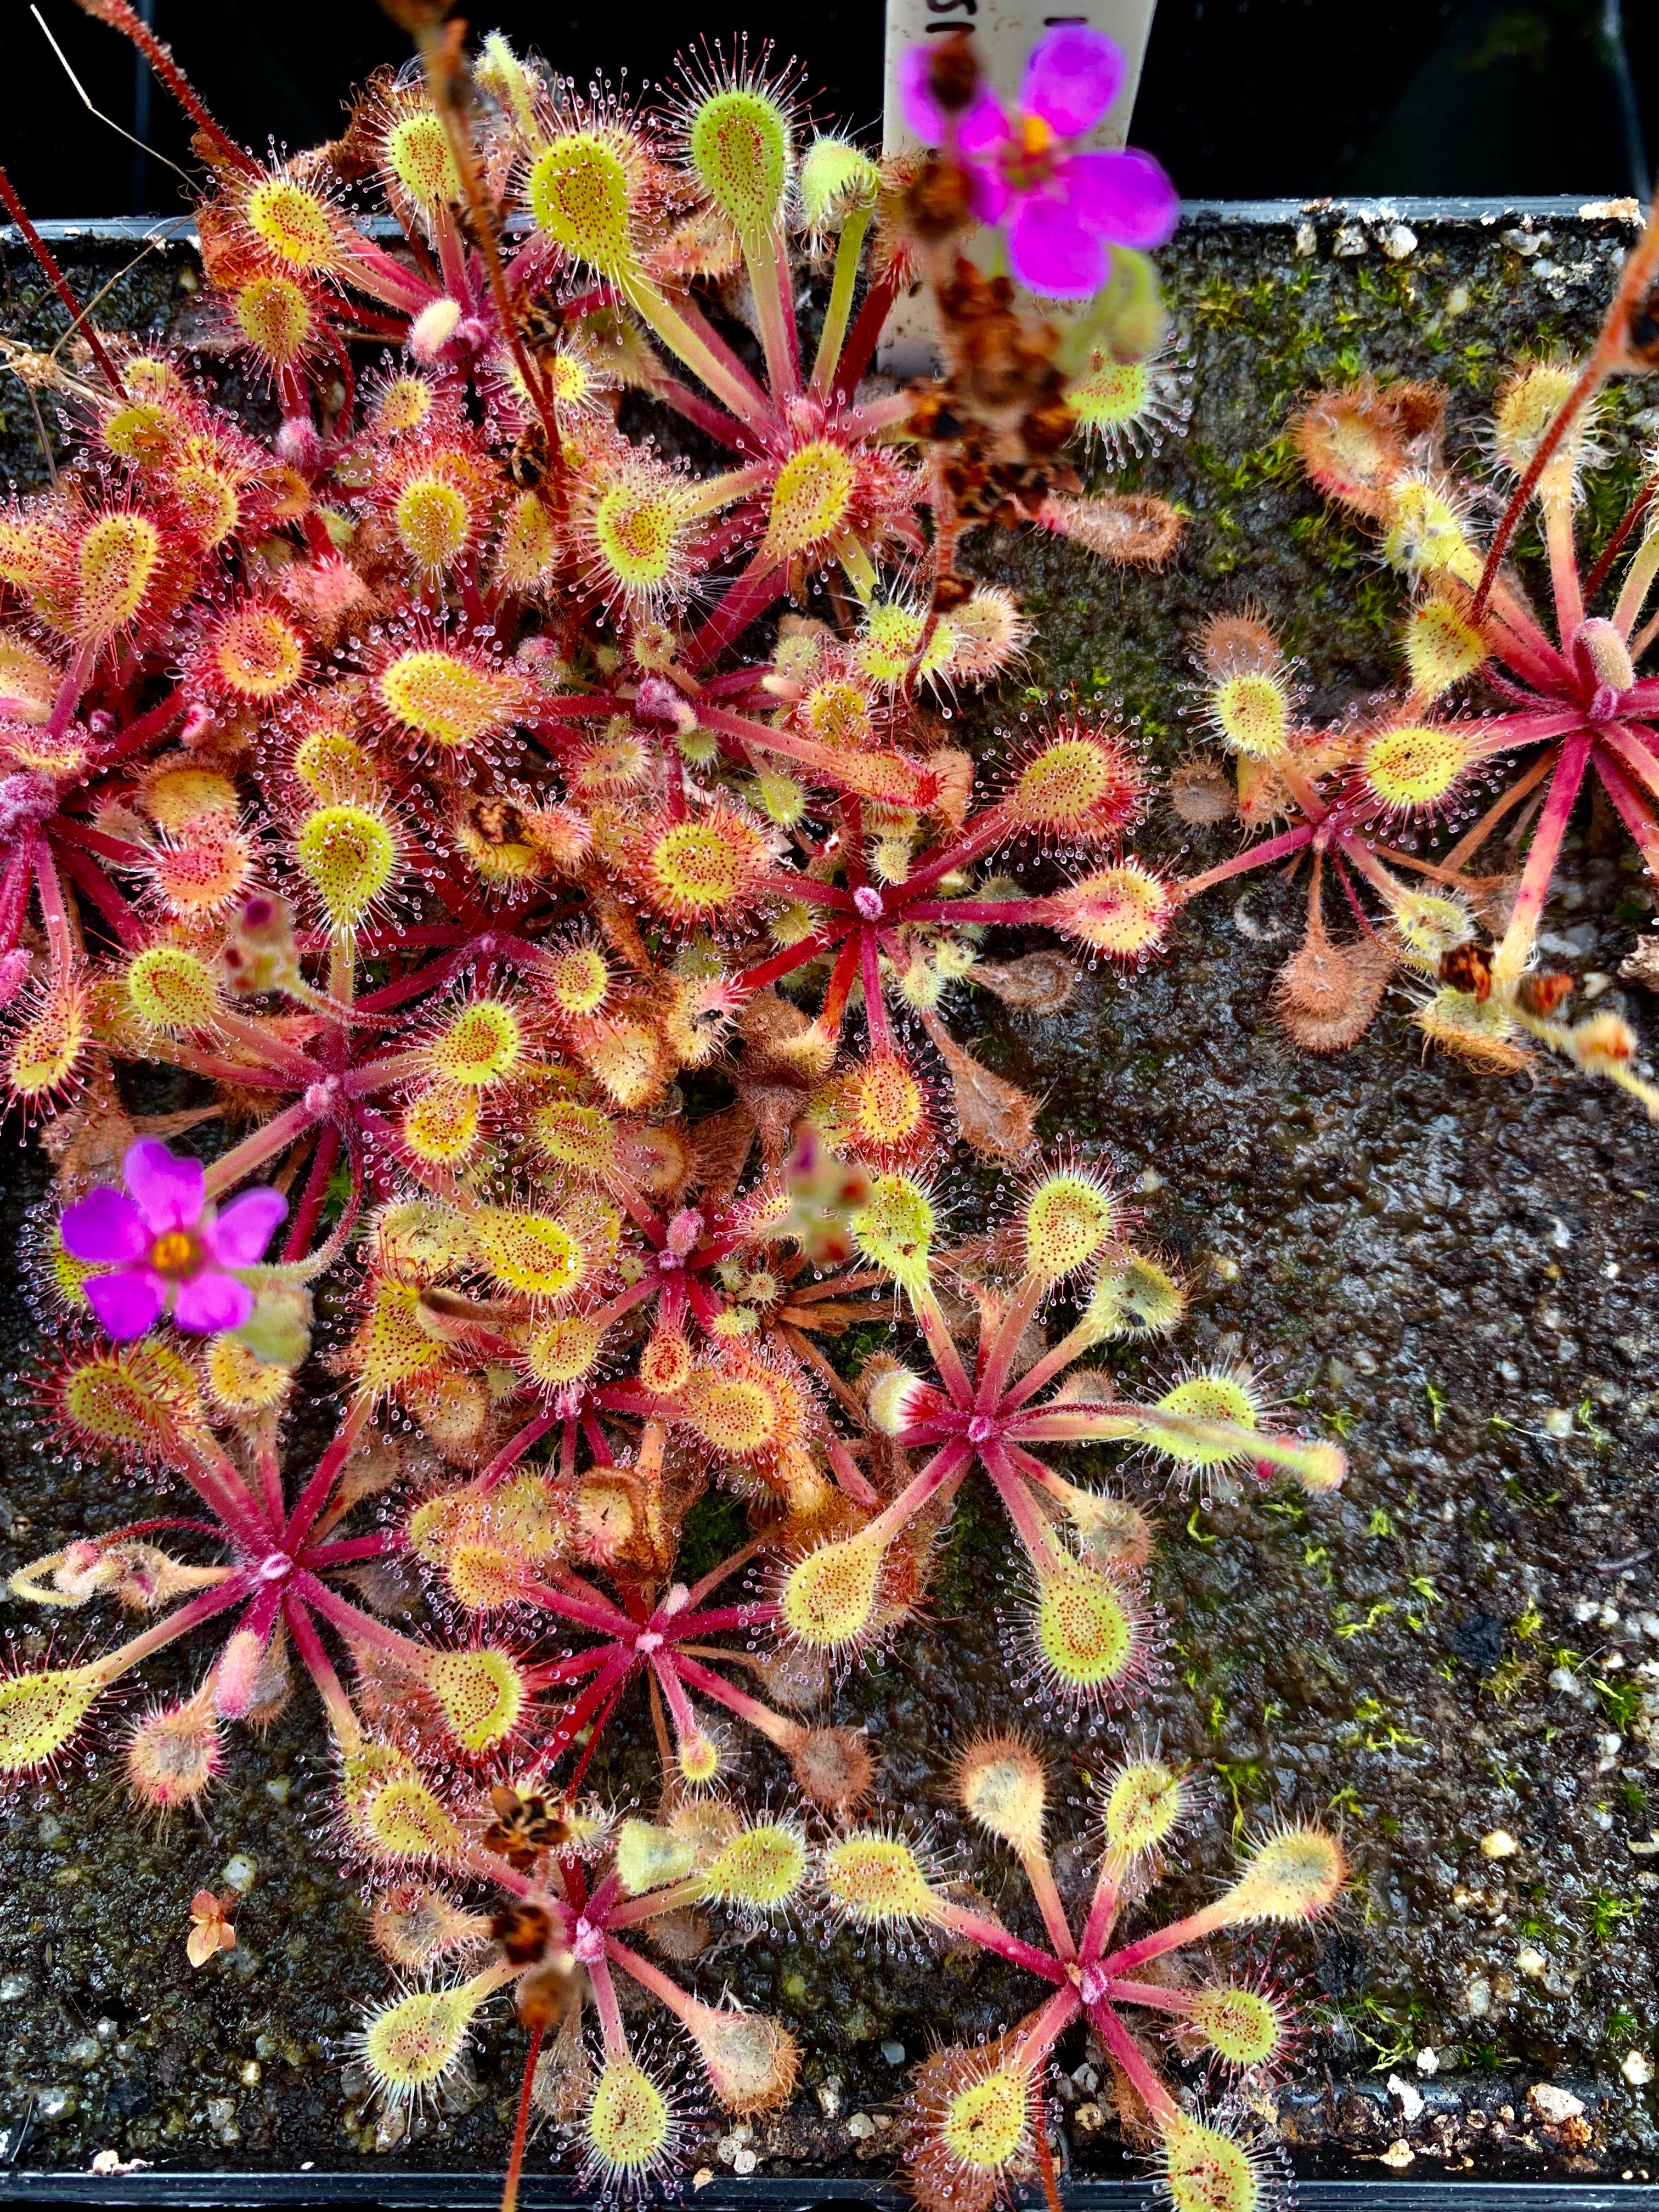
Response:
[0,0,1654,218]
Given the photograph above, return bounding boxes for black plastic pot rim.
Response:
[0,195,1650,253]
[5,2175,1659,2210]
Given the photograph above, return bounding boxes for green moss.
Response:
[674,1486,749,1584]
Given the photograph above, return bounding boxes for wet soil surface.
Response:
[2,205,1658,2188]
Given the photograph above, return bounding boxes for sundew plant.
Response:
[3,3,1659,2205]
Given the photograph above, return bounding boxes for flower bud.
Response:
[410,297,464,363]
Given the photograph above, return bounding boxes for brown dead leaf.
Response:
[686,1102,755,1207]
[924,1017,1037,1161]
[1169,756,1237,826]
[1272,910,1394,1052]
[973,950,1079,1015]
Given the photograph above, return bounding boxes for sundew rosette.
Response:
[809,1739,1340,2212]
[778,1173,1343,1689]
[3,1329,549,1826]
[349,1791,806,2205]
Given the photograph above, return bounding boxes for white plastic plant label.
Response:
[878,0,1161,374]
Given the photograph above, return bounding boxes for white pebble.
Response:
[1528,2083,1586,2124]
[1388,2073,1425,2121]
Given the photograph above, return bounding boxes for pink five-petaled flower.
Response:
[59,1139,287,1340]
[899,25,1178,296]
[186,1889,237,1969]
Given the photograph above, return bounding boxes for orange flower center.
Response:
[149,1231,199,1276]
[1004,112,1062,192]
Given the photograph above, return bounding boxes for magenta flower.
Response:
[60,1139,287,1340]
[899,25,1178,297]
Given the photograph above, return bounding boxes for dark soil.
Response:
[2,200,1658,2190]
